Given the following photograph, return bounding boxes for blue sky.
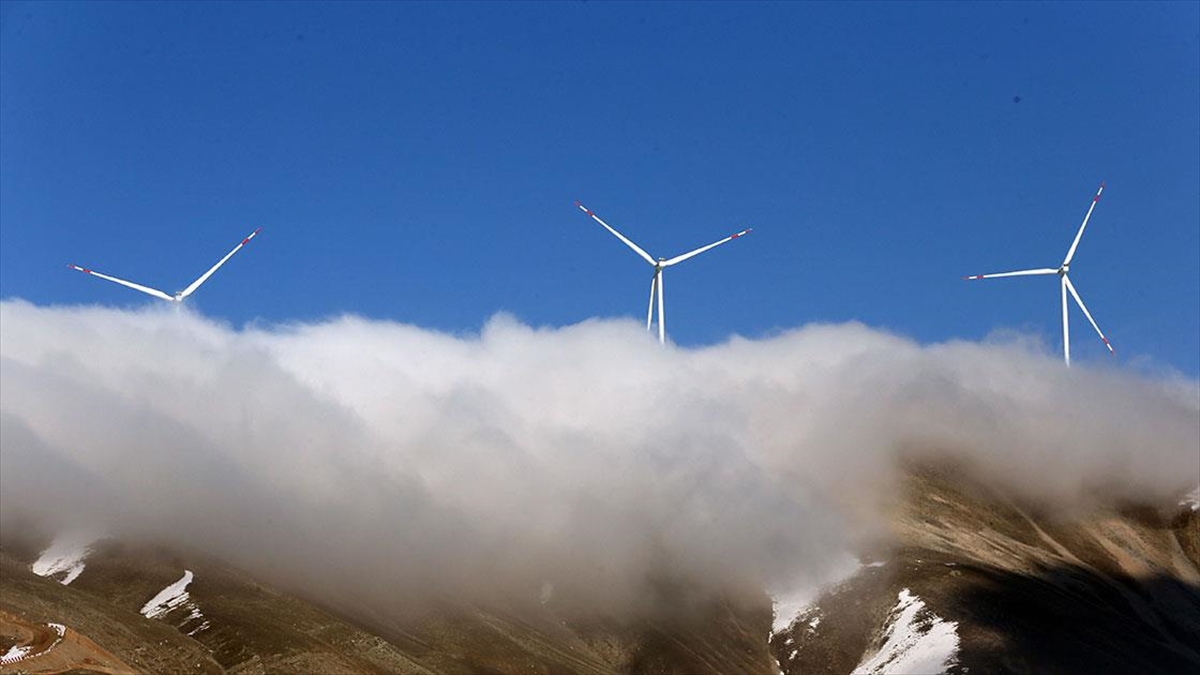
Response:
[2,1,1197,375]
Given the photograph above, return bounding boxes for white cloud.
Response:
[1,300,1196,617]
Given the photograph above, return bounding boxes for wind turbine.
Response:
[575,201,750,344]
[964,183,1114,366]
[69,227,262,305]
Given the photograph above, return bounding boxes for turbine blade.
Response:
[68,264,174,302]
[177,227,262,299]
[661,228,752,267]
[646,273,656,331]
[1063,275,1115,355]
[657,269,665,344]
[1062,182,1105,267]
[963,268,1058,280]
[575,202,656,266]
[1062,275,1071,366]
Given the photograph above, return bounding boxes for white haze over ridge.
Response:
[1,300,1197,616]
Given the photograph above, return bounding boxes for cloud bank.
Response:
[1,300,1196,617]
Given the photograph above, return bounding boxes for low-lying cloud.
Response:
[1,300,1196,617]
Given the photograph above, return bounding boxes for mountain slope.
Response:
[1,534,774,674]
[771,463,1200,674]
[0,551,223,674]
[5,462,1197,674]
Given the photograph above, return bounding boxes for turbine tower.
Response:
[575,201,750,344]
[70,227,262,305]
[964,183,1114,366]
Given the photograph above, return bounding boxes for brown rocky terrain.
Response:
[0,607,136,675]
[1,535,772,674]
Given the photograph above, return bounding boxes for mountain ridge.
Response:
[3,462,1197,674]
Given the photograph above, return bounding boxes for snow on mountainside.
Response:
[1183,485,1200,512]
[770,579,830,635]
[852,588,958,674]
[770,557,886,634]
[30,531,98,585]
[140,569,194,618]
[139,568,211,636]
[0,622,66,666]
[1,643,32,665]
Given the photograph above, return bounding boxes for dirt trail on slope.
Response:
[0,608,136,675]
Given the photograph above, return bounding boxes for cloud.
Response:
[1,300,1196,617]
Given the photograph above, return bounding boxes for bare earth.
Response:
[0,608,135,675]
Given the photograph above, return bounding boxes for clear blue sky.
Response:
[2,1,1197,375]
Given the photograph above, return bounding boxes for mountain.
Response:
[771,463,1200,674]
[0,532,772,674]
[3,462,1197,674]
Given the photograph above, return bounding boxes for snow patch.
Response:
[0,623,68,665]
[1181,486,1200,512]
[770,553,861,634]
[32,531,99,585]
[140,570,211,636]
[853,588,959,675]
[770,587,828,673]
[771,586,816,634]
[141,570,195,619]
[1,645,32,665]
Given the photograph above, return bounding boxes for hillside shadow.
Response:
[949,562,1200,674]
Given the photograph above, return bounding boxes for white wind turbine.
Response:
[575,201,751,344]
[69,227,262,305]
[964,183,1114,366]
